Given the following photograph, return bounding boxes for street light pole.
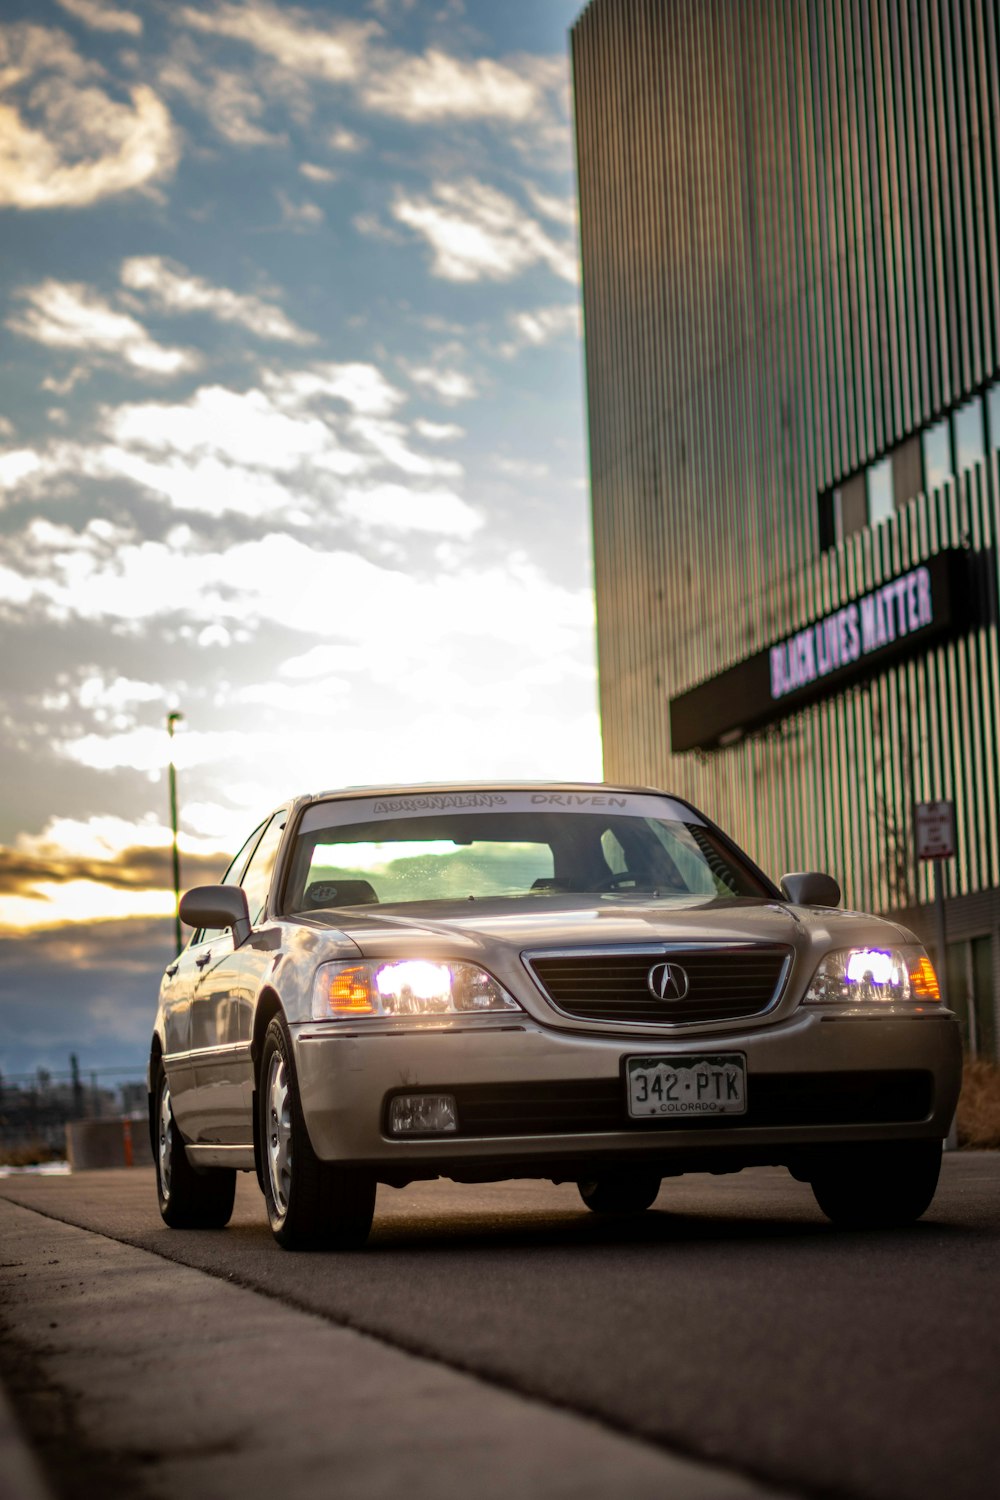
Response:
[167,711,183,954]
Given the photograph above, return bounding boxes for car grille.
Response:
[525,945,792,1027]
[447,1071,933,1137]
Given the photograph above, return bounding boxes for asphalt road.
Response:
[2,1157,999,1500]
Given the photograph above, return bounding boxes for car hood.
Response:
[298,894,903,961]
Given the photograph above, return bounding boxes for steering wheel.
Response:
[594,871,643,891]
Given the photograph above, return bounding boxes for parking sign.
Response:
[915,800,956,860]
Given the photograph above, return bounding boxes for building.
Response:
[571,0,1000,1056]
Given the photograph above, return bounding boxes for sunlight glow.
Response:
[0,881,175,932]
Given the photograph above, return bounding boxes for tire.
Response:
[153,1062,236,1229]
[578,1170,662,1215]
[810,1140,943,1228]
[259,1016,375,1251]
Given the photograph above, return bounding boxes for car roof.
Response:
[299,780,673,804]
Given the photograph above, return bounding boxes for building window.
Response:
[890,433,922,510]
[818,381,1000,552]
[818,488,839,550]
[866,456,893,525]
[922,419,952,490]
[953,395,985,473]
[986,380,1000,452]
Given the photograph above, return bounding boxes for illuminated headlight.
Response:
[311,959,523,1020]
[804,946,941,1005]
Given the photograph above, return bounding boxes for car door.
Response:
[157,937,205,1140]
[189,811,288,1145]
[177,818,265,1144]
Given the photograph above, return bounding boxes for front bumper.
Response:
[291,1008,962,1183]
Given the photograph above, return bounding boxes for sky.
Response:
[0,0,599,1080]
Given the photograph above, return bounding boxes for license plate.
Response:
[626,1054,747,1118]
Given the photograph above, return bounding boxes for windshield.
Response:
[282,791,771,912]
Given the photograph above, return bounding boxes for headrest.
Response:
[304,879,378,908]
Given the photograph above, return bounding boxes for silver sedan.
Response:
[149,784,961,1249]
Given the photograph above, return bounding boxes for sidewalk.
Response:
[0,1196,777,1500]
[0,1382,52,1500]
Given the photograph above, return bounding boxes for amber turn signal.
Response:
[909,954,941,1001]
[326,965,377,1014]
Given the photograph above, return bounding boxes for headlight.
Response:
[804,945,941,1005]
[311,959,523,1020]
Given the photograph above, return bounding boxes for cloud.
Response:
[171,1,563,136]
[103,384,363,476]
[53,0,143,36]
[279,643,367,679]
[41,368,89,395]
[393,179,578,284]
[7,281,198,374]
[3,521,592,659]
[352,210,406,246]
[402,364,477,404]
[14,310,181,389]
[0,814,230,931]
[0,916,176,1074]
[57,724,289,775]
[0,25,177,209]
[329,126,362,152]
[346,415,462,478]
[413,420,463,442]
[499,302,581,357]
[0,450,44,491]
[228,677,349,711]
[0,881,173,932]
[338,483,481,538]
[96,370,427,490]
[0,520,592,702]
[360,49,543,123]
[169,5,569,157]
[263,363,405,417]
[95,447,331,520]
[158,47,287,148]
[493,457,551,481]
[0,358,465,523]
[11,815,220,875]
[299,161,336,183]
[277,189,324,228]
[525,185,578,228]
[120,255,315,344]
[366,0,420,19]
[177,2,377,83]
[75,672,165,720]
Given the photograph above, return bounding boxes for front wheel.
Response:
[578,1170,662,1215]
[810,1140,943,1228]
[153,1063,235,1229]
[259,1017,375,1250]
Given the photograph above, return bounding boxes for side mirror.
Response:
[780,871,841,908]
[179,885,252,946]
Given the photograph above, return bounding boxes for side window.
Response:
[224,822,268,887]
[191,820,267,946]
[240,813,287,926]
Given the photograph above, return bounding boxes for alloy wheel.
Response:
[158,1080,173,1202]
[266,1051,293,1217]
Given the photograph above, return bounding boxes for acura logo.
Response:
[647,961,690,1002]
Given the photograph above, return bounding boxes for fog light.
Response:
[388,1093,458,1135]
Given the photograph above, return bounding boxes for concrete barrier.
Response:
[66,1117,152,1171]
